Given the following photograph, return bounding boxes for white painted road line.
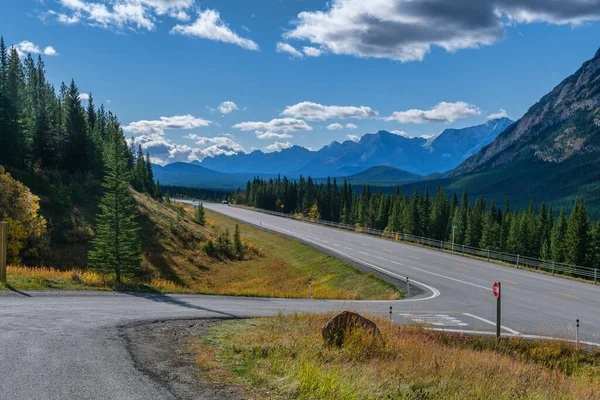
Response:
[463,312,521,335]
[407,265,491,291]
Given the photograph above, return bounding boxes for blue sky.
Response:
[2,0,600,164]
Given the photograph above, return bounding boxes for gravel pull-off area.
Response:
[122,319,248,400]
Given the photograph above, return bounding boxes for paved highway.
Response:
[1,202,599,399]
[198,203,600,343]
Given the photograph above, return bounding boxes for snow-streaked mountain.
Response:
[195,118,513,178]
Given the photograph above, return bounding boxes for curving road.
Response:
[1,202,599,399]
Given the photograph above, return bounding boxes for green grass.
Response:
[190,314,600,399]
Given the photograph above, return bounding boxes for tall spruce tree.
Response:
[63,80,89,173]
[565,197,590,266]
[89,125,141,282]
[195,202,206,226]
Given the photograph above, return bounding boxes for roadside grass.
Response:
[0,265,187,293]
[1,194,400,300]
[190,314,600,399]
[177,203,400,300]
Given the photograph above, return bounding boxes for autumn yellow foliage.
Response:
[0,166,46,263]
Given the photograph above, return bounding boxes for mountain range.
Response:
[199,117,513,177]
[154,117,512,189]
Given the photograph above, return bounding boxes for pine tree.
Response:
[233,224,244,259]
[86,93,97,131]
[588,220,600,268]
[565,197,590,266]
[195,202,206,226]
[88,126,141,283]
[63,80,89,173]
[551,208,568,263]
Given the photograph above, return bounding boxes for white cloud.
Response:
[391,130,410,138]
[283,0,600,62]
[327,123,344,131]
[12,41,59,57]
[186,135,245,151]
[303,46,322,57]
[43,46,59,56]
[131,132,245,165]
[48,0,157,31]
[487,108,509,119]
[385,101,481,124]
[233,118,312,133]
[79,93,90,101]
[347,134,360,142]
[169,9,190,21]
[124,114,212,136]
[264,141,293,152]
[276,42,303,58]
[345,123,358,129]
[42,0,194,32]
[256,131,293,140]
[281,101,378,121]
[171,9,259,51]
[106,99,112,103]
[218,101,239,115]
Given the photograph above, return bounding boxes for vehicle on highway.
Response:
[222,200,228,205]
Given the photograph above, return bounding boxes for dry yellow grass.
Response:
[1,194,400,300]
[132,193,399,299]
[193,314,600,399]
[2,265,185,292]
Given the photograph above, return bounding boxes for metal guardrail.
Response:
[243,206,599,284]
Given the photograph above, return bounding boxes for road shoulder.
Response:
[121,318,249,400]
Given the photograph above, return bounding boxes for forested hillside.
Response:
[239,176,600,269]
[0,36,159,268]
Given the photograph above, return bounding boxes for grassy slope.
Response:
[191,314,600,399]
[2,193,400,300]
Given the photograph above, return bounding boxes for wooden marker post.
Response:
[0,222,8,284]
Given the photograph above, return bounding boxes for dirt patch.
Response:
[121,319,248,400]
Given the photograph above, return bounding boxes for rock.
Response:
[321,311,380,347]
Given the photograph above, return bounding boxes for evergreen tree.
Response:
[565,197,590,266]
[233,224,244,259]
[63,80,89,173]
[551,208,568,263]
[88,126,141,282]
[195,202,206,226]
[588,220,600,268]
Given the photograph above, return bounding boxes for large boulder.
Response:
[321,311,380,347]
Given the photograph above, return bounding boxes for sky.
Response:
[2,0,600,165]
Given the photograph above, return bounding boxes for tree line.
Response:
[0,36,158,280]
[238,176,600,269]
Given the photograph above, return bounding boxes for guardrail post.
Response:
[487,249,490,262]
[0,221,7,284]
[421,237,424,247]
[406,277,411,297]
[595,269,597,285]
[440,241,443,251]
[516,254,520,268]
[552,261,555,276]
[462,244,465,255]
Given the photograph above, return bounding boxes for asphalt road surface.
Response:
[1,202,599,399]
